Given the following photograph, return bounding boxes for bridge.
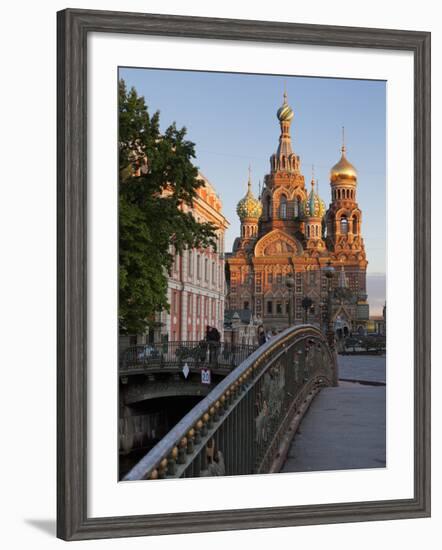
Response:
[121,324,338,480]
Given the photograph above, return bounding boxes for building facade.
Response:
[226,93,369,334]
[155,173,229,343]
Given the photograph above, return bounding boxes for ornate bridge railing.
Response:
[119,341,257,376]
[123,325,337,481]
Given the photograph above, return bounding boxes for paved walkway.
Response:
[282,355,386,473]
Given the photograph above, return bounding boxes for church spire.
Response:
[271,91,300,174]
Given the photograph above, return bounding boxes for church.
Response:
[226,93,370,335]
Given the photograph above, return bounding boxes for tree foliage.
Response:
[119,79,216,335]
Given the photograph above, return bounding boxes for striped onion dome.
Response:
[236,175,262,220]
[276,92,294,122]
[301,180,326,219]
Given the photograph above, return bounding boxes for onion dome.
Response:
[236,170,263,220]
[330,129,357,182]
[301,179,326,219]
[330,147,357,182]
[277,91,294,122]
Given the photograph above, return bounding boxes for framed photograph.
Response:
[57,8,431,541]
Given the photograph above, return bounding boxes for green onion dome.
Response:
[236,177,262,220]
[301,180,326,219]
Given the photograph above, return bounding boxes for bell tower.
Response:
[260,92,306,237]
[326,128,365,256]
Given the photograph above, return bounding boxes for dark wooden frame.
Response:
[57,8,431,541]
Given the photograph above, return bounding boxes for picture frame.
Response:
[57,8,431,541]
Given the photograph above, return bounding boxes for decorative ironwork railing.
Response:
[119,341,257,374]
[123,325,337,481]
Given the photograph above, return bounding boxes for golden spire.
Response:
[247,164,252,191]
[341,125,346,154]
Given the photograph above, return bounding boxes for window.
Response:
[268,273,273,284]
[280,195,287,219]
[276,273,282,284]
[244,301,249,310]
[205,258,209,281]
[266,196,271,218]
[341,216,349,235]
[267,301,273,314]
[197,255,201,279]
[276,302,282,314]
[187,254,193,277]
[353,215,358,235]
[212,261,216,285]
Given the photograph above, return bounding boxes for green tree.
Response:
[119,79,216,335]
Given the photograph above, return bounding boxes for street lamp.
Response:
[323,260,336,350]
[285,273,295,326]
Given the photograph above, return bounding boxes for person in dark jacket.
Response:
[257,325,267,346]
[206,326,220,363]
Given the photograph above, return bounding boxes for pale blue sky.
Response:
[119,67,386,313]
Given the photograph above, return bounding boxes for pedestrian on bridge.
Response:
[206,325,220,363]
[258,325,267,346]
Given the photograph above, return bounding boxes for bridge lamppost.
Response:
[323,260,336,351]
[285,273,295,326]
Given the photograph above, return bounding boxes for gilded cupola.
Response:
[330,129,357,182]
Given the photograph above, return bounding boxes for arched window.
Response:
[280,195,287,219]
[340,216,348,235]
[352,215,358,235]
[307,225,310,238]
[266,196,272,219]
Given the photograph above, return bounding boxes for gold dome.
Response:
[330,146,357,182]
